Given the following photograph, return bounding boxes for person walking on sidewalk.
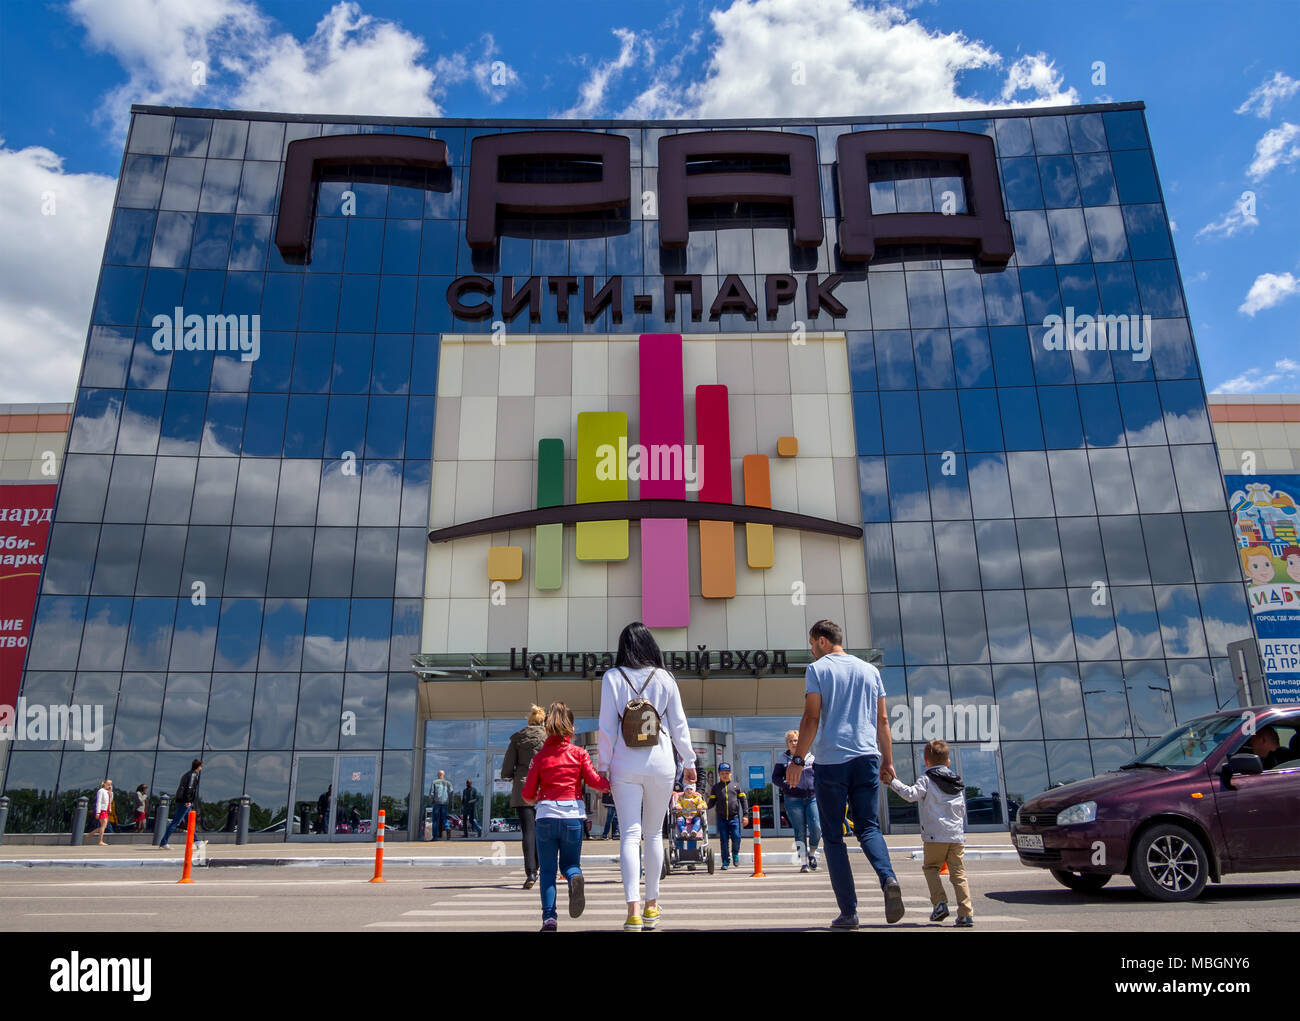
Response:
[785,620,904,929]
[90,780,112,845]
[460,780,481,837]
[600,788,619,840]
[133,784,148,832]
[773,729,821,872]
[889,739,973,927]
[427,770,452,840]
[502,705,547,888]
[707,763,748,870]
[598,622,697,931]
[521,701,610,931]
[158,760,202,849]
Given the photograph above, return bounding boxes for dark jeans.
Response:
[535,817,584,921]
[462,808,480,836]
[601,806,619,839]
[518,805,538,878]
[814,755,896,915]
[159,802,195,846]
[429,803,448,840]
[717,816,743,863]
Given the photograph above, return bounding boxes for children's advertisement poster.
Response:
[1226,474,1300,704]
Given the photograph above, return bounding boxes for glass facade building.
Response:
[4,101,1258,838]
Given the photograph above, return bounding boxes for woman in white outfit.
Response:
[597,622,696,931]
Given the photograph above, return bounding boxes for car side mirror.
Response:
[1220,753,1264,788]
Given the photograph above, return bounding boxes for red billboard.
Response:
[0,483,56,708]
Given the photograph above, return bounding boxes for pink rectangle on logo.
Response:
[638,333,685,499]
[695,384,731,503]
[641,518,690,627]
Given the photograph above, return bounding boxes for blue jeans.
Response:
[159,802,194,846]
[785,795,822,859]
[429,804,448,839]
[601,806,618,839]
[536,817,584,921]
[814,755,896,915]
[717,816,742,863]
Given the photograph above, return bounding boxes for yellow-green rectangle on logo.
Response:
[576,411,628,560]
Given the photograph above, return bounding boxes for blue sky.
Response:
[1,0,1297,401]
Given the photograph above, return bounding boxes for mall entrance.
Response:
[288,752,379,841]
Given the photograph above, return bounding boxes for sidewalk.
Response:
[0,831,1017,869]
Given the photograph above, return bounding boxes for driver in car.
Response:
[1244,726,1291,770]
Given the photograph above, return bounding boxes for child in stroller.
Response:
[663,782,716,877]
[674,784,708,848]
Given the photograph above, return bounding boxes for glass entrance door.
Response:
[950,745,1010,832]
[289,753,379,842]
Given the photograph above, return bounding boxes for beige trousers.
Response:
[922,841,972,917]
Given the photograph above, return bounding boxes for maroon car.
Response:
[1011,705,1300,901]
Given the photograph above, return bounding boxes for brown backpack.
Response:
[617,667,664,749]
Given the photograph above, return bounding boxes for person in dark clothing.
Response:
[502,706,547,887]
[708,763,749,870]
[317,786,332,834]
[158,759,203,849]
[460,780,481,837]
[600,788,619,839]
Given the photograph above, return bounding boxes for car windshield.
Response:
[1128,716,1244,769]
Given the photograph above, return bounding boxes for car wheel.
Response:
[1130,824,1209,902]
[1050,868,1111,893]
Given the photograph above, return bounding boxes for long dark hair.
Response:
[615,622,665,670]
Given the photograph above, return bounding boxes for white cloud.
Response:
[0,142,117,403]
[572,0,1078,119]
[1213,358,1300,394]
[561,28,641,119]
[1238,271,1300,316]
[1246,121,1300,180]
[1195,192,1259,239]
[69,0,456,132]
[1235,71,1300,119]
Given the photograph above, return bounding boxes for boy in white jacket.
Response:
[889,739,973,926]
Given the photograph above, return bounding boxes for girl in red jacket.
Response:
[521,702,610,931]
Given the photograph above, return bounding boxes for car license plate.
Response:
[1016,833,1044,851]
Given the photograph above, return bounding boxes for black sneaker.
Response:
[830,912,859,930]
[883,879,906,924]
[522,875,536,890]
[929,901,949,922]
[955,915,974,928]
[799,863,810,873]
[809,853,818,871]
[568,873,585,918]
[540,918,557,932]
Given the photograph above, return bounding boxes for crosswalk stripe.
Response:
[365,915,1027,928]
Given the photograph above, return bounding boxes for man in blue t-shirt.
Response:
[785,620,904,930]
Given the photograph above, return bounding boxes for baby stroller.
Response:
[661,792,716,878]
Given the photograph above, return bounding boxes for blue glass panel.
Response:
[990,325,1034,385]
[419,220,460,275]
[918,389,962,453]
[1058,266,1100,320]
[1046,207,1091,264]
[117,388,164,454]
[25,596,86,670]
[1076,384,1126,447]
[160,157,205,211]
[236,161,279,214]
[1074,153,1118,206]
[958,390,1004,451]
[1068,586,1119,659]
[245,120,284,160]
[292,333,334,393]
[215,598,263,671]
[182,270,224,317]
[365,396,408,459]
[198,159,242,213]
[1121,204,1172,260]
[332,333,374,394]
[377,276,417,333]
[880,392,923,454]
[300,217,345,273]
[1038,156,1080,207]
[229,215,271,271]
[258,598,306,671]
[1031,116,1069,155]
[344,219,384,273]
[359,461,403,527]
[261,274,303,331]
[1006,450,1054,515]
[1039,385,1084,448]
[299,276,341,332]
[1134,260,1185,318]
[1082,207,1128,263]
[994,118,1034,157]
[106,209,157,265]
[906,272,947,328]
[886,455,930,520]
[243,393,288,456]
[1029,320,1074,385]
[858,456,889,522]
[250,332,294,394]
[951,327,994,386]
[980,269,1024,325]
[1017,266,1061,324]
[128,113,173,154]
[869,594,902,662]
[83,326,134,389]
[983,589,1032,661]
[406,397,435,460]
[1157,380,1212,443]
[118,155,166,208]
[79,597,132,670]
[863,522,896,590]
[284,395,328,458]
[927,452,971,519]
[382,220,421,274]
[371,334,412,395]
[222,271,263,319]
[942,269,986,327]
[1103,110,1148,149]
[415,277,454,333]
[912,329,955,389]
[169,598,220,670]
[124,597,176,670]
[874,330,916,389]
[1096,262,1141,316]
[346,599,392,671]
[276,460,321,526]
[1067,113,1107,153]
[400,460,432,527]
[69,389,122,454]
[94,266,146,325]
[1110,149,1159,204]
[1150,319,1197,381]
[1009,210,1053,266]
[1000,158,1043,210]
[1117,382,1166,445]
[899,593,946,665]
[338,276,379,332]
[868,273,910,329]
[201,393,246,456]
[324,395,368,458]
